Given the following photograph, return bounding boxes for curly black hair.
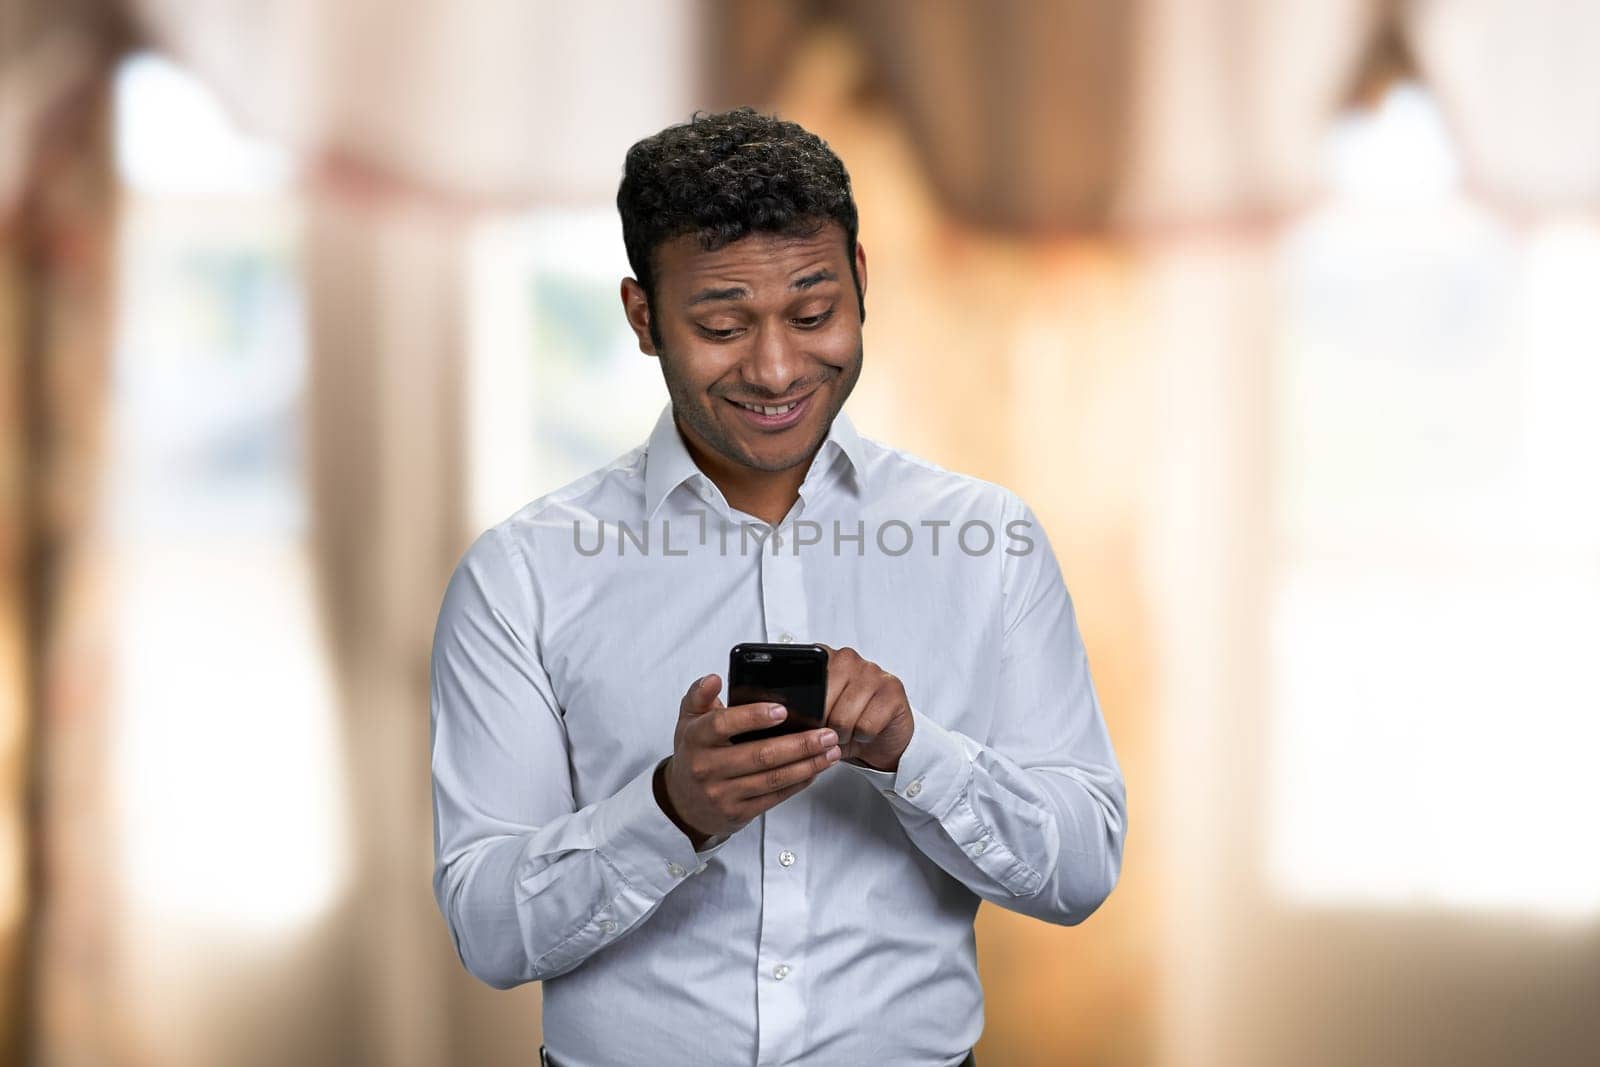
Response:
[618,107,863,347]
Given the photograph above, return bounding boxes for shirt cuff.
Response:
[591,759,730,898]
[849,706,976,820]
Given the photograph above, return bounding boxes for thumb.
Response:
[679,673,721,718]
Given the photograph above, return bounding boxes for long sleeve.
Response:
[429,526,727,989]
[852,494,1127,925]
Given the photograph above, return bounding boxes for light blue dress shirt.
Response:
[430,403,1126,1066]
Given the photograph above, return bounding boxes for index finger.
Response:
[693,701,787,744]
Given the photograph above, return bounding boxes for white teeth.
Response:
[739,400,796,415]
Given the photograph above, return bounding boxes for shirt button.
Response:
[598,919,618,934]
[695,862,707,874]
[778,849,796,867]
[667,862,686,878]
[773,963,792,980]
[777,632,796,644]
[905,779,923,798]
[974,839,989,855]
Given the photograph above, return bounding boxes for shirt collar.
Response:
[643,401,868,520]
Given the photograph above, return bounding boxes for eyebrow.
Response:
[685,268,840,307]
[687,285,750,306]
[791,268,838,291]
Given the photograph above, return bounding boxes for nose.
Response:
[741,321,808,398]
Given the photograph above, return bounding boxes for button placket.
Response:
[754,532,815,1066]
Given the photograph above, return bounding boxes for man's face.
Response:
[622,223,867,476]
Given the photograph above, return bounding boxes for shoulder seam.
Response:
[858,432,1021,504]
[500,445,647,528]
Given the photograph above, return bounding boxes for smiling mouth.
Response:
[724,390,815,430]
[732,398,802,416]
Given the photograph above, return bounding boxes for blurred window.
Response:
[1267,83,1600,917]
[106,53,347,933]
[466,208,666,530]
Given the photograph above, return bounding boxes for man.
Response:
[430,108,1126,1067]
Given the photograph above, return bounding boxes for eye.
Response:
[696,324,744,341]
[792,307,835,329]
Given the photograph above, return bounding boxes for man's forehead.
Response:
[656,225,849,282]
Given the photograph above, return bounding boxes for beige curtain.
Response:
[126,0,1381,230]
[301,181,524,1065]
[0,1,125,1063]
[718,0,1600,228]
[1406,0,1600,209]
[128,0,705,203]
[710,0,1382,230]
[113,0,1600,231]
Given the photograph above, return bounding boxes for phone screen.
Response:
[727,643,828,743]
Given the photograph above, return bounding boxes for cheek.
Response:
[660,335,738,390]
[813,322,863,367]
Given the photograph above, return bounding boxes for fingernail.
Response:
[819,729,838,747]
[824,746,842,762]
[768,704,787,720]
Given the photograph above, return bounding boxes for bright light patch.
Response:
[107,51,341,935]
[1269,84,1600,919]
[115,52,295,196]
[1324,83,1461,202]
[467,208,664,530]
[1266,567,1600,917]
[109,541,349,934]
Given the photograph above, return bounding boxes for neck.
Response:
[677,421,810,527]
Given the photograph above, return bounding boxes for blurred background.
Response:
[4,1,1599,1064]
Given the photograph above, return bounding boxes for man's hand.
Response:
[817,644,915,772]
[656,673,841,849]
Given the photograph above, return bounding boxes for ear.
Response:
[620,278,658,356]
[853,241,868,323]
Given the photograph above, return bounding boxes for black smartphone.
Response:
[727,642,829,744]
